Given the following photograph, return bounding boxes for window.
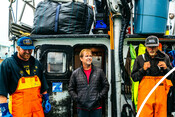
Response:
[92,56,102,68]
[47,52,66,73]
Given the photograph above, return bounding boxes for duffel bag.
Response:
[32,1,94,34]
[32,1,59,34]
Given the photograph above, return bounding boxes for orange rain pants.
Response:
[9,75,44,117]
[137,76,172,117]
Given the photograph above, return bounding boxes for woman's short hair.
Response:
[79,49,92,58]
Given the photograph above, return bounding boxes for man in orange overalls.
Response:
[0,37,51,117]
[131,35,173,117]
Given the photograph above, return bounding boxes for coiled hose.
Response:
[119,0,137,116]
[119,0,131,84]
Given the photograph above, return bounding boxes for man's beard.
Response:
[149,51,156,57]
[19,53,31,60]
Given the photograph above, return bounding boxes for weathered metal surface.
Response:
[45,83,71,117]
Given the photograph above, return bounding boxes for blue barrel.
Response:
[134,0,170,34]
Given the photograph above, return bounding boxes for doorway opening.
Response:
[72,44,108,117]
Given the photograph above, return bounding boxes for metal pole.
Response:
[113,13,122,117]
[19,3,26,22]
[109,13,117,117]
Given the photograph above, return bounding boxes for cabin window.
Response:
[47,52,66,73]
[92,56,102,68]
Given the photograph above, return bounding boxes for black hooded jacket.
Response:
[0,52,48,97]
[131,50,173,82]
[68,65,109,110]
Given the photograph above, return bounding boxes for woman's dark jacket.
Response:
[68,65,109,110]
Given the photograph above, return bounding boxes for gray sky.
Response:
[0,1,10,46]
[0,0,36,46]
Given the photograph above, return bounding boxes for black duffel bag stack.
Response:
[32,0,94,34]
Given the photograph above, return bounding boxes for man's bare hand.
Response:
[143,61,151,70]
[0,96,7,103]
[158,61,167,70]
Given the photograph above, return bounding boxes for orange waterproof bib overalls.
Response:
[137,76,172,117]
[9,75,44,117]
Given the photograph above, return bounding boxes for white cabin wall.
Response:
[33,37,112,116]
